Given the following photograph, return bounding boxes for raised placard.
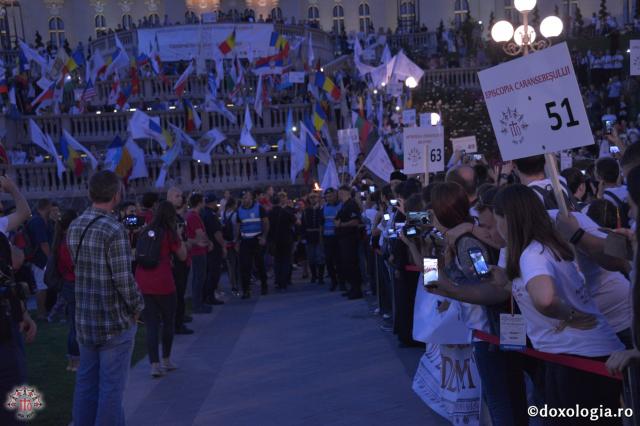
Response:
[451,136,478,153]
[403,126,444,174]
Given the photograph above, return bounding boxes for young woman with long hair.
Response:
[135,201,187,377]
[53,209,78,371]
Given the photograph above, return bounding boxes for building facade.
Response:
[3,0,636,50]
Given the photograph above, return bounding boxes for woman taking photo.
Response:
[135,201,187,377]
[494,184,624,415]
[53,210,78,371]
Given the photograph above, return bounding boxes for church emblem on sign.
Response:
[499,107,528,145]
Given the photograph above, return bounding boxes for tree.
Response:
[575,6,584,34]
[487,12,495,39]
[599,0,608,21]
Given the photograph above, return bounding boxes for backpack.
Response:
[530,182,575,211]
[604,190,631,228]
[222,211,235,242]
[13,225,36,261]
[135,227,164,269]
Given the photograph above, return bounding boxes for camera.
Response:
[123,215,144,229]
[407,211,432,226]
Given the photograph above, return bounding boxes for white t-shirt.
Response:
[548,210,632,332]
[602,185,629,204]
[504,242,624,356]
[527,177,569,204]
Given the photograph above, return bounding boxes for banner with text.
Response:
[631,40,640,76]
[478,42,593,161]
[403,126,444,174]
[138,24,274,61]
[450,136,478,153]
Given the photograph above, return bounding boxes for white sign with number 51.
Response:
[478,42,593,161]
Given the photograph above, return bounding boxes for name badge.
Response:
[499,313,526,351]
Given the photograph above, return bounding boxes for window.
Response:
[308,6,319,24]
[48,17,65,48]
[122,14,133,29]
[359,3,371,33]
[149,13,160,26]
[270,7,282,21]
[454,0,469,28]
[332,5,345,34]
[563,0,579,17]
[95,14,106,36]
[399,1,416,32]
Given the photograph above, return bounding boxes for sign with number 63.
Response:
[403,126,444,174]
[478,42,593,161]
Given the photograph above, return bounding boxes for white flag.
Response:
[362,139,394,182]
[193,129,226,164]
[321,158,340,192]
[307,33,314,67]
[290,134,305,184]
[239,105,256,147]
[381,44,392,65]
[254,75,264,118]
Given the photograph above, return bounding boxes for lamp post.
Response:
[405,76,418,109]
[490,0,569,214]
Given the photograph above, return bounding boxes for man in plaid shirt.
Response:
[67,170,144,426]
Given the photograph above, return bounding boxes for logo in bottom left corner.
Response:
[5,386,45,421]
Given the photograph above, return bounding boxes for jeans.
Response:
[172,260,188,328]
[61,281,79,358]
[142,294,176,364]
[273,252,292,289]
[305,241,325,265]
[73,324,137,426]
[190,254,207,311]
[205,252,222,300]
[239,238,267,293]
[473,342,529,426]
[0,320,26,426]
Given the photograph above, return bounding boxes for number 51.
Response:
[545,98,580,131]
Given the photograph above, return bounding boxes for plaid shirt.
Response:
[67,206,144,346]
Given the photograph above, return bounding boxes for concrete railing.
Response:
[422,67,481,89]
[3,152,295,200]
[388,31,437,51]
[10,103,311,146]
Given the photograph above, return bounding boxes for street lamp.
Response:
[490,0,563,56]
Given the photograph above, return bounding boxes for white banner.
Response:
[138,24,274,61]
[451,136,478,153]
[403,126,445,174]
[402,108,416,127]
[631,40,640,76]
[478,42,593,161]
[288,71,305,83]
[339,128,359,177]
[363,139,394,182]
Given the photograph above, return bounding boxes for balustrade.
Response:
[1,152,295,200]
[421,67,481,89]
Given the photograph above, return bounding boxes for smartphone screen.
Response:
[369,185,375,193]
[468,248,490,278]
[610,146,620,154]
[473,154,482,160]
[423,257,438,284]
[405,226,417,236]
[390,199,398,206]
[383,213,390,221]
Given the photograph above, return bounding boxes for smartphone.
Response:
[423,257,439,284]
[369,185,375,193]
[468,248,491,279]
[605,120,613,135]
[610,146,620,154]
[473,154,482,161]
[383,213,390,221]
[390,199,398,206]
[404,226,418,237]
[408,211,432,225]
[123,215,142,229]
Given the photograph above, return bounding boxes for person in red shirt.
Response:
[135,201,187,377]
[53,209,79,372]
[185,193,212,314]
[139,192,159,225]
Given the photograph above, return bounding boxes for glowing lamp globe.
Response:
[514,0,537,12]
[514,25,536,46]
[491,20,514,43]
[540,16,563,38]
[405,76,418,88]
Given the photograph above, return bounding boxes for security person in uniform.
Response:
[236,190,269,299]
[335,185,363,299]
[322,188,344,292]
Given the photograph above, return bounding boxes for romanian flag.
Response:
[105,136,133,181]
[312,102,326,132]
[218,29,236,55]
[72,47,85,68]
[184,99,201,132]
[129,57,140,95]
[314,72,340,101]
[59,133,84,177]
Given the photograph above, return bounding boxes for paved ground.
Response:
[124,277,447,426]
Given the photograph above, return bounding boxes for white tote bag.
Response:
[412,344,482,425]
[412,274,472,344]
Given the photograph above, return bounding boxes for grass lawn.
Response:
[25,316,147,426]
